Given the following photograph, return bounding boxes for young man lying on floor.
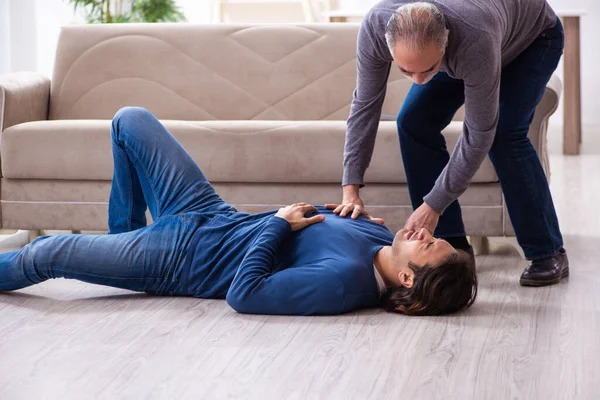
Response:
[0,108,477,316]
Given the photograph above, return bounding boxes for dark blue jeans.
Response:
[397,19,564,260]
[0,107,235,294]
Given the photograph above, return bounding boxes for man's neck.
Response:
[374,246,397,288]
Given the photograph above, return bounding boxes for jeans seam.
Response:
[123,149,134,232]
[124,141,162,217]
[3,260,165,286]
[51,267,164,281]
[492,150,557,259]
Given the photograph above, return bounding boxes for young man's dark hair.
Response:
[381,250,477,315]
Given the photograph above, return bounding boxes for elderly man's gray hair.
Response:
[385,2,449,54]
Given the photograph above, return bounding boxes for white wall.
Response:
[1,0,598,125]
[0,0,11,74]
[178,0,214,23]
[336,0,373,10]
[35,0,83,78]
[2,0,38,73]
[546,0,599,126]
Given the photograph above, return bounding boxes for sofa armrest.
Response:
[529,73,562,180]
[534,74,562,133]
[545,73,563,104]
[0,72,50,132]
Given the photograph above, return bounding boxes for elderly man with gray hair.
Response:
[330,0,569,287]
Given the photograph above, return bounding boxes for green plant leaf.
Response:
[131,0,187,23]
[66,0,186,24]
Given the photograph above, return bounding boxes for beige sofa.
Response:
[0,23,561,238]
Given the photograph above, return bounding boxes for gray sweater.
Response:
[343,0,557,213]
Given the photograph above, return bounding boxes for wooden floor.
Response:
[1,124,600,400]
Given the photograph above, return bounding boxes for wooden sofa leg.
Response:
[71,230,81,234]
[470,236,490,255]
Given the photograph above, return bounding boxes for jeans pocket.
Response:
[527,35,563,74]
[540,18,565,49]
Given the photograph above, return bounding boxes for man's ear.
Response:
[398,270,414,289]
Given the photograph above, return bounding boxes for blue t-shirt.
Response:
[182,206,394,315]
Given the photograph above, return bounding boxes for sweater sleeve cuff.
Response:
[423,185,457,215]
[342,167,366,187]
[270,215,294,234]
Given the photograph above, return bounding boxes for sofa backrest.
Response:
[49,23,465,121]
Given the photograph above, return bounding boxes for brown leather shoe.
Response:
[520,247,569,287]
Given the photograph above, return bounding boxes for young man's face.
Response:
[391,228,455,274]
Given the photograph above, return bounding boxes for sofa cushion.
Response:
[1,119,498,183]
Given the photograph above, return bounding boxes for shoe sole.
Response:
[519,267,570,287]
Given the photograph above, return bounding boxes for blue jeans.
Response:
[0,107,235,294]
[397,18,565,260]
